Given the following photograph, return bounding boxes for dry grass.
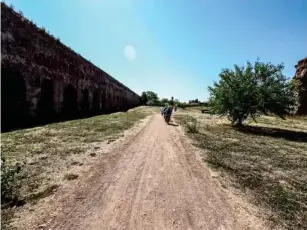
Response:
[176,111,307,230]
[1,106,158,228]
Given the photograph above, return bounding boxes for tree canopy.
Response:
[140,92,148,105]
[208,60,297,126]
[141,91,159,106]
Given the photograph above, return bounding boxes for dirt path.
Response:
[20,114,265,230]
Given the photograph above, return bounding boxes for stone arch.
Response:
[62,84,78,119]
[122,98,128,111]
[80,88,90,116]
[100,89,106,112]
[1,68,28,131]
[37,78,54,122]
[92,89,100,115]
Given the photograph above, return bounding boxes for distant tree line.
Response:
[140,91,208,109]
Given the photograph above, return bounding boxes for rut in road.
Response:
[42,114,261,230]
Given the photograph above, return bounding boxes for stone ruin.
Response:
[294,57,307,115]
[1,3,140,132]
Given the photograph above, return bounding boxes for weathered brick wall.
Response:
[294,57,307,115]
[1,3,140,130]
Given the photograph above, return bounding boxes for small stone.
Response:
[107,139,115,144]
[64,173,78,181]
[38,223,47,229]
[89,152,96,157]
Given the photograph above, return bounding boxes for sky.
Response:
[4,0,307,102]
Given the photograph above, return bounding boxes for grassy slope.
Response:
[175,108,307,230]
[1,106,158,228]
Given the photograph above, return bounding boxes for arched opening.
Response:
[100,89,106,112]
[122,98,128,111]
[92,90,100,115]
[62,84,78,119]
[80,88,90,117]
[1,68,28,132]
[37,78,54,123]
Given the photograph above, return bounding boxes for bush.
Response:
[177,102,188,109]
[208,59,297,126]
[184,116,199,133]
[1,157,23,207]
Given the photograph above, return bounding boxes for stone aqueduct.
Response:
[1,3,140,131]
[294,57,307,115]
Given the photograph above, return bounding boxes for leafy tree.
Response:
[208,59,297,126]
[140,92,148,105]
[144,91,159,106]
[160,98,169,105]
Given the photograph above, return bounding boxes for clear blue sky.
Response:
[5,0,307,102]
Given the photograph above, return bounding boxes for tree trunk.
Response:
[233,118,243,127]
[238,117,243,126]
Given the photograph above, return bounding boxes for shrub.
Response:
[1,157,23,207]
[208,59,297,126]
[184,116,199,133]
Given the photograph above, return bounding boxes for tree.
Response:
[144,91,159,106]
[188,99,199,104]
[140,92,148,105]
[208,59,297,126]
[160,98,169,105]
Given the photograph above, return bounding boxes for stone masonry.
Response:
[294,57,307,115]
[1,3,140,131]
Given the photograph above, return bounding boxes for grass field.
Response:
[175,108,307,230]
[1,106,158,228]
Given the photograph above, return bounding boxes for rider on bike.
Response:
[164,105,172,118]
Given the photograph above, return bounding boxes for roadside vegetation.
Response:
[1,106,157,228]
[175,59,306,230]
[177,112,307,230]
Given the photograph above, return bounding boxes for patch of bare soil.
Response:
[12,114,267,230]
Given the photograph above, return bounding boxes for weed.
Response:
[183,116,199,133]
[27,184,59,202]
[1,157,24,208]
